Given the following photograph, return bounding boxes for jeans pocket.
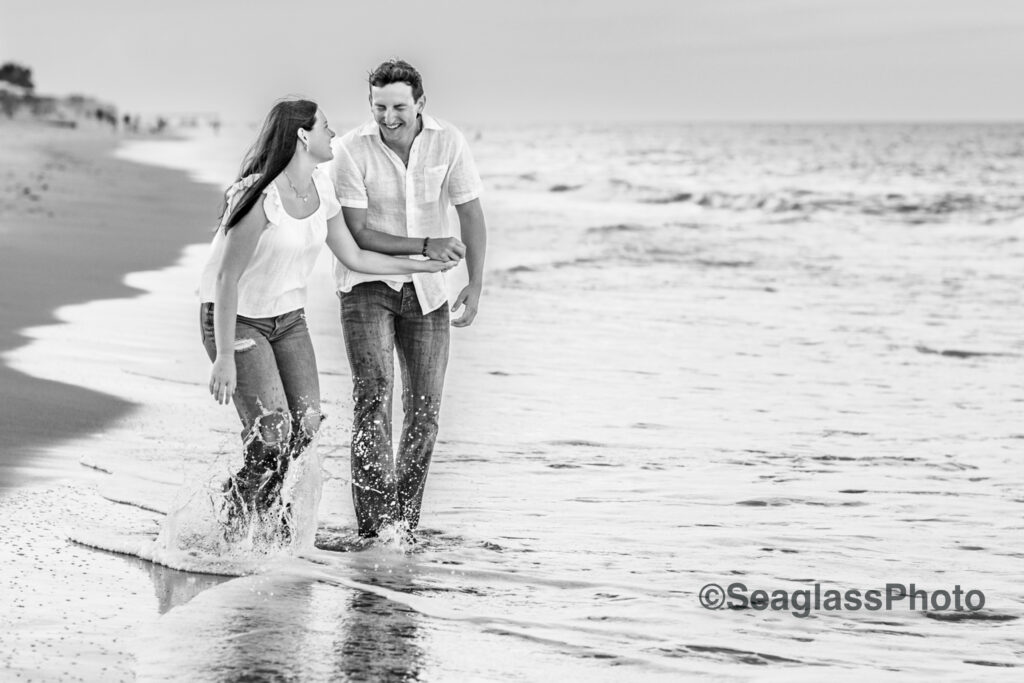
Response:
[200,304,217,358]
[277,308,308,336]
[200,304,211,341]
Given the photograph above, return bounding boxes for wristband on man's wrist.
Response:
[421,237,430,257]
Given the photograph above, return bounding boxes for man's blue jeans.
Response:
[339,282,449,536]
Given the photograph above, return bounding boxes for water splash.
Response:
[154,435,325,566]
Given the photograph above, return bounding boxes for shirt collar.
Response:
[421,114,444,131]
[358,114,444,136]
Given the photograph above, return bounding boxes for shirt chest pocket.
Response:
[417,164,448,204]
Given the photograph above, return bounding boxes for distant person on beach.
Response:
[197,98,455,540]
[331,59,488,539]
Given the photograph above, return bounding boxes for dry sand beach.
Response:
[1,120,1023,681]
[0,121,222,486]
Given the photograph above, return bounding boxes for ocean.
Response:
[4,122,1022,679]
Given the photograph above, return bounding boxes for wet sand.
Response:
[0,121,222,488]
[0,123,235,681]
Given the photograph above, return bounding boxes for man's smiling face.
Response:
[371,82,423,146]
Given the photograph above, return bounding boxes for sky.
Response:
[2,0,1023,124]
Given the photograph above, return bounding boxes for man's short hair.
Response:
[368,59,424,101]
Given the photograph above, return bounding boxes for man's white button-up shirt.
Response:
[329,114,483,314]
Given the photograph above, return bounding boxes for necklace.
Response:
[283,170,312,202]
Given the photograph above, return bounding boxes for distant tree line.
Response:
[0,61,112,123]
[0,62,34,91]
[0,61,141,130]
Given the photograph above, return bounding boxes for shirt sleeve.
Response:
[221,173,262,227]
[332,139,369,209]
[261,181,285,225]
[446,129,483,206]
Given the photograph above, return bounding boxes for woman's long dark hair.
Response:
[220,98,318,231]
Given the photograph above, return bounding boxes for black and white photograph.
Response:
[1,1,1021,680]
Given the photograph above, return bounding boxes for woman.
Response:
[197,99,452,542]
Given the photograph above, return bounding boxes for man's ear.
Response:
[416,95,427,114]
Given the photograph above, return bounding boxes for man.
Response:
[331,59,487,539]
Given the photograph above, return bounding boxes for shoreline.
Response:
[0,121,224,489]
[0,119,1022,678]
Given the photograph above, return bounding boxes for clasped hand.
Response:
[425,236,466,262]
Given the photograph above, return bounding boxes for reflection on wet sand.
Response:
[126,554,231,615]
[335,588,424,681]
[131,567,425,681]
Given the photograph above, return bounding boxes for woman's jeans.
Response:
[200,303,321,514]
[339,282,449,536]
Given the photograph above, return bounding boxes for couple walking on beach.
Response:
[197,59,486,544]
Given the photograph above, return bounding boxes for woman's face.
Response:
[304,109,335,162]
